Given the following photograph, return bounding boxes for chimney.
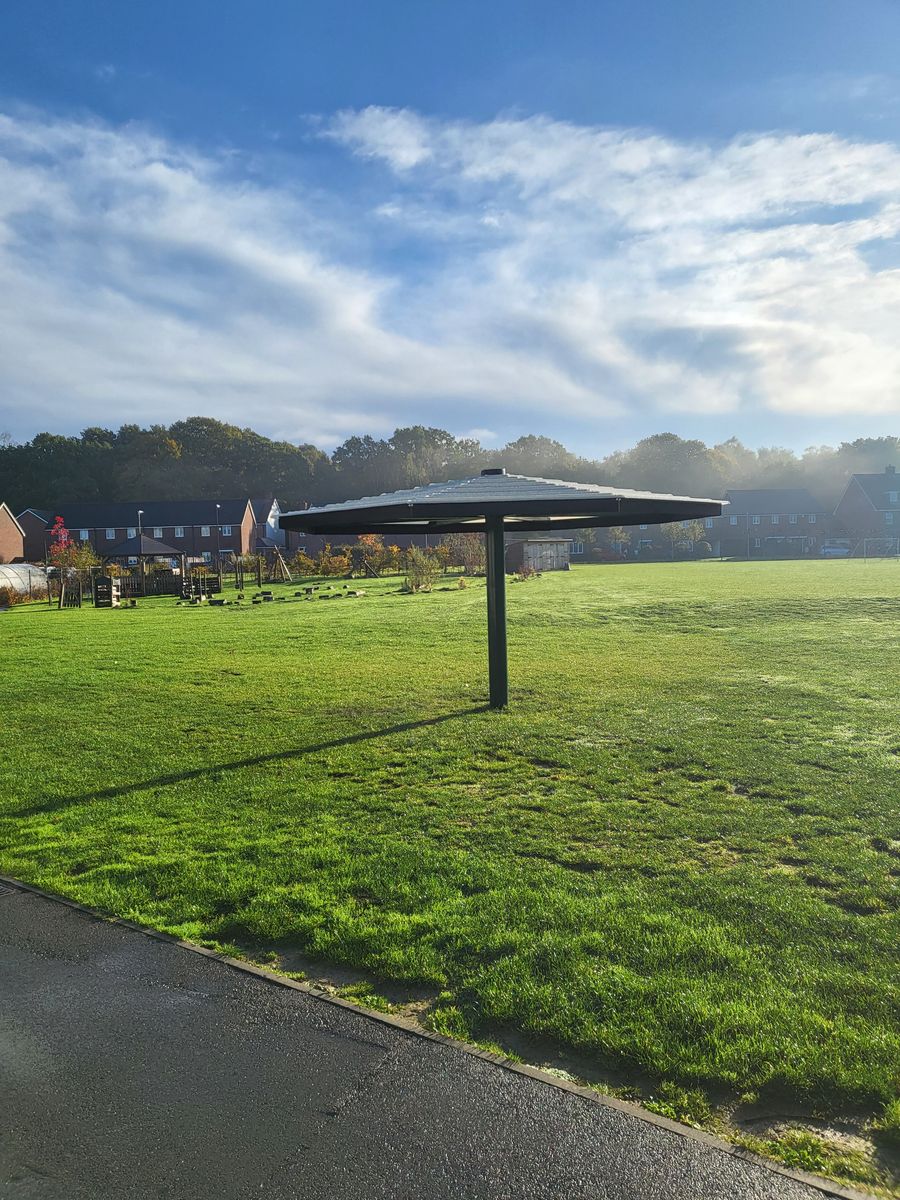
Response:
[886,465,896,475]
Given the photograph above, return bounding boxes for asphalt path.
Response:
[0,883,858,1200]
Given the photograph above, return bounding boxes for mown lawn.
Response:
[1,560,898,1182]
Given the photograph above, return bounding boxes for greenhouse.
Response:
[0,564,49,601]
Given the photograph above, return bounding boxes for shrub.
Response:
[316,544,352,577]
[403,546,440,592]
[0,586,24,607]
[290,550,317,576]
[442,532,486,574]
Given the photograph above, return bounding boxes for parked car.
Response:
[821,540,851,557]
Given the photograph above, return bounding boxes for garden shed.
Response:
[505,537,571,573]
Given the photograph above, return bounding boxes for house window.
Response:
[175,526,184,538]
[754,538,761,549]
[79,528,89,540]
[639,524,648,530]
[752,515,760,525]
[153,526,162,539]
[201,525,210,537]
[221,524,232,537]
[771,515,780,525]
[127,527,136,539]
[729,516,738,526]
[886,512,894,525]
[202,551,212,562]
[809,514,816,524]
[889,491,898,504]
[789,514,798,524]
[127,556,138,566]
[704,518,713,529]
[106,528,116,540]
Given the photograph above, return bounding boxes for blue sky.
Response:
[1,0,900,455]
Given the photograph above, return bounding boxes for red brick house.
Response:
[714,489,831,557]
[833,466,899,550]
[0,502,25,563]
[17,500,257,563]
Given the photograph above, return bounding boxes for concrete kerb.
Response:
[0,872,877,1200]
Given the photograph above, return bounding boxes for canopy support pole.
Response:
[484,516,508,708]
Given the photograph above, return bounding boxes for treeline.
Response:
[0,417,897,514]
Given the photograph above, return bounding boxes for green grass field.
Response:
[2,561,898,1189]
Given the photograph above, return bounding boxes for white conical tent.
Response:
[280,469,726,707]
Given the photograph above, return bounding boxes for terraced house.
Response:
[714,488,832,558]
[17,500,257,563]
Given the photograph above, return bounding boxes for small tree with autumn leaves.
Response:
[48,517,102,570]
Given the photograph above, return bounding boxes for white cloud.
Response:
[1,105,900,450]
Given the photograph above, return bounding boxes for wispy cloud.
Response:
[1,105,900,448]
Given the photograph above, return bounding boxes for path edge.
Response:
[0,871,878,1200]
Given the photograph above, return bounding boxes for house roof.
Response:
[106,534,180,557]
[0,502,25,537]
[280,470,725,535]
[849,471,900,511]
[29,499,251,529]
[16,507,52,524]
[251,497,279,523]
[723,488,825,514]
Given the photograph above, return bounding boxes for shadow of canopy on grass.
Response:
[23,706,491,817]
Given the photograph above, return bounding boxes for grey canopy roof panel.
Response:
[280,470,726,535]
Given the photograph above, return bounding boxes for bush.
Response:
[403,546,440,592]
[316,545,352,577]
[442,532,486,574]
[0,586,25,607]
[290,550,317,576]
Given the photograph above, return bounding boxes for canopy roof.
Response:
[106,534,179,557]
[280,469,726,535]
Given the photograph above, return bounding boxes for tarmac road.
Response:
[0,882,863,1200]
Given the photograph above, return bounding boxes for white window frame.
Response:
[153,526,163,539]
[889,491,898,504]
[202,550,212,562]
[201,525,211,537]
[175,526,184,538]
[789,514,798,524]
[809,514,816,524]
[221,524,232,537]
[79,528,89,541]
[886,511,894,525]
[106,528,116,540]
[752,515,760,525]
[754,537,761,549]
[639,524,648,531]
[127,556,138,566]
[729,516,738,526]
[704,518,713,529]
[127,527,136,539]
[771,515,780,525]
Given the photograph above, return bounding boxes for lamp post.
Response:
[215,504,221,575]
[137,509,145,596]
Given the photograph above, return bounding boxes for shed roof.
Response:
[280,470,725,535]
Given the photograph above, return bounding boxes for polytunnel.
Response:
[0,564,49,600]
